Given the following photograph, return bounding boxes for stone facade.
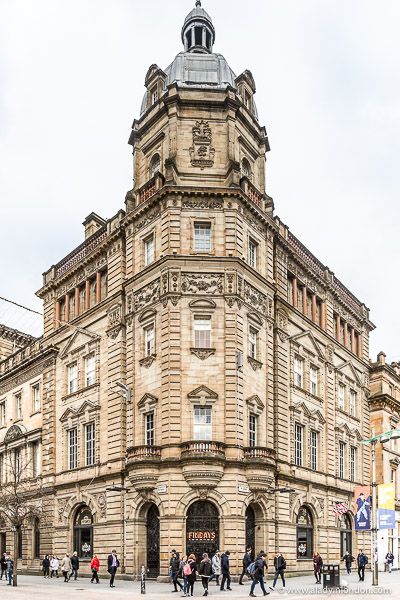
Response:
[369,352,400,570]
[0,2,374,578]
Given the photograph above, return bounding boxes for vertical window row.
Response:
[56,270,107,327]
[287,273,325,329]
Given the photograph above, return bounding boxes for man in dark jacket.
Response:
[220,550,232,591]
[107,549,120,588]
[170,550,183,592]
[250,552,269,597]
[271,552,286,589]
[0,553,7,580]
[239,547,253,585]
[69,551,79,581]
[357,550,368,582]
[342,551,355,574]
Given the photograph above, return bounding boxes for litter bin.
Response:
[322,564,340,588]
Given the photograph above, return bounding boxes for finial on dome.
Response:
[196,1,202,6]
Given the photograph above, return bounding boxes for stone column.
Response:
[335,314,340,341]
[65,293,69,322]
[293,277,298,308]
[55,301,60,328]
[312,294,317,323]
[74,286,80,318]
[344,322,348,348]
[351,328,356,354]
[357,334,363,359]
[85,280,90,311]
[96,272,101,304]
[321,301,326,330]
[302,286,307,316]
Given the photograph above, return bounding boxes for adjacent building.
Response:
[0,2,374,577]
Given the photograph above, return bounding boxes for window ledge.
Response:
[247,356,263,371]
[30,411,41,417]
[139,354,156,368]
[190,348,216,360]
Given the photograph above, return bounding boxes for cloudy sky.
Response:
[0,0,399,358]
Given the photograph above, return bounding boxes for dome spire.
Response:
[182,1,215,54]
[195,0,202,6]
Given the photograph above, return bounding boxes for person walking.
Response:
[220,550,232,591]
[270,552,286,590]
[1,553,7,580]
[61,553,71,582]
[42,554,50,578]
[90,554,100,584]
[313,552,323,584]
[170,549,183,592]
[239,547,253,585]
[211,551,221,586]
[6,554,13,586]
[180,555,189,597]
[385,551,394,573]
[50,555,59,578]
[249,551,269,597]
[107,549,120,588]
[357,550,368,582]
[186,554,197,597]
[342,551,354,575]
[69,551,79,581]
[199,552,212,596]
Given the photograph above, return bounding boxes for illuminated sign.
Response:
[187,531,216,541]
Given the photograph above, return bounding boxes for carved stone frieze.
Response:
[247,356,263,371]
[134,205,161,232]
[243,281,272,317]
[131,279,160,313]
[189,120,215,169]
[96,493,107,517]
[242,208,265,234]
[181,273,223,295]
[139,355,156,368]
[190,348,216,360]
[182,198,223,210]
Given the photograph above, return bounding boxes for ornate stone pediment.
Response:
[289,330,325,360]
[59,328,100,358]
[336,360,362,386]
[4,424,26,443]
[246,395,264,415]
[190,348,215,360]
[138,393,158,412]
[187,385,218,405]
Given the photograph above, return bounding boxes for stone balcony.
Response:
[181,441,226,489]
[180,440,226,460]
[126,445,161,463]
[126,445,161,491]
[243,446,276,464]
[243,447,276,492]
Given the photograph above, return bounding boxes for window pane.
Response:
[144,324,155,356]
[146,412,155,446]
[85,423,95,466]
[85,355,95,387]
[310,431,317,471]
[69,428,77,469]
[249,414,257,447]
[193,406,212,440]
[145,235,154,266]
[194,317,211,348]
[295,424,303,466]
[68,363,77,394]
[194,223,211,251]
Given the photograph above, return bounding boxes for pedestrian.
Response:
[211,551,221,586]
[249,551,269,597]
[313,552,323,584]
[220,550,232,592]
[61,553,71,582]
[342,551,354,575]
[385,551,394,573]
[170,549,183,592]
[239,547,253,585]
[6,554,13,586]
[69,551,79,581]
[42,554,50,578]
[186,554,197,597]
[107,549,120,588]
[90,554,100,584]
[199,552,212,596]
[50,555,59,578]
[357,550,368,582]
[180,554,189,597]
[270,552,286,590]
[0,552,7,580]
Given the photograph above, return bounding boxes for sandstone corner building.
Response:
[0,2,374,578]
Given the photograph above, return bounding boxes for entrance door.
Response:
[340,514,352,556]
[146,504,160,578]
[186,501,219,564]
[0,532,6,555]
[245,506,255,558]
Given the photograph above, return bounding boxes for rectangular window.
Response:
[310,366,318,396]
[193,405,212,440]
[15,393,22,420]
[294,357,303,388]
[297,287,304,313]
[248,238,258,268]
[249,413,257,447]
[144,234,155,266]
[31,441,39,478]
[248,327,258,359]
[315,301,321,325]
[31,383,41,413]
[349,389,357,417]
[68,363,78,394]
[194,223,211,251]
[85,354,95,387]
[310,430,318,471]
[68,428,77,470]
[85,423,95,466]
[350,446,356,481]
[194,316,211,348]
[295,423,303,466]
[0,401,5,427]
[151,86,158,104]
[338,383,345,410]
[339,442,345,478]
[144,324,155,356]
[145,411,155,446]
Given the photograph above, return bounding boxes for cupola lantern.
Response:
[181,0,215,54]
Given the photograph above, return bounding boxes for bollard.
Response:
[141,565,146,594]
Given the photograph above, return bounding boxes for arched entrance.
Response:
[73,505,93,559]
[186,501,219,563]
[340,513,352,556]
[146,504,160,577]
[296,505,313,559]
[245,505,255,557]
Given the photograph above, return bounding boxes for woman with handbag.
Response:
[90,554,100,584]
[185,554,197,597]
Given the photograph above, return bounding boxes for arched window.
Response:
[73,506,93,560]
[33,518,40,559]
[149,153,161,178]
[242,158,251,179]
[340,513,352,556]
[296,506,313,559]
[245,505,255,557]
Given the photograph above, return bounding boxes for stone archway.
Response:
[186,500,220,564]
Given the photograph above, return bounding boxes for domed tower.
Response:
[124,2,276,577]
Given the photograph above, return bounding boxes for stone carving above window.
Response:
[190,348,216,360]
[189,120,215,169]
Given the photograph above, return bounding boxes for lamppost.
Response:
[361,427,400,586]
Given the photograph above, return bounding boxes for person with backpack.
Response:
[199,552,212,596]
[270,552,286,589]
[179,555,189,597]
[220,550,232,591]
[185,554,197,597]
[385,551,394,573]
[239,547,253,585]
[211,551,221,586]
[357,550,368,581]
[342,551,355,575]
[249,551,269,597]
[170,549,183,592]
[90,554,100,584]
[42,554,50,578]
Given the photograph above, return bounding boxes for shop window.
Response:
[297,506,313,559]
[73,506,93,560]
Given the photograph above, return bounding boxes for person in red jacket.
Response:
[90,555,100,584]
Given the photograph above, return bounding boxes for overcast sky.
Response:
[0,0,399,358]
